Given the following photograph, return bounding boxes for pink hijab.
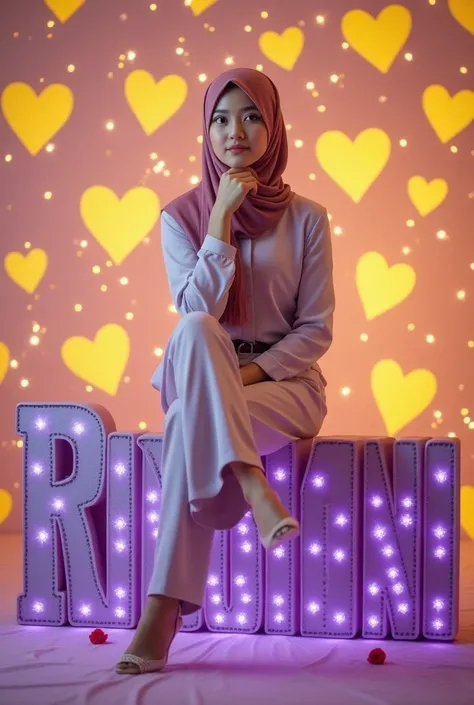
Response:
[163,67,294,327]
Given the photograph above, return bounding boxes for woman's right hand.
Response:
[214,168,258,217]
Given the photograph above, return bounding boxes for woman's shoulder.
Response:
[289,192,327,222]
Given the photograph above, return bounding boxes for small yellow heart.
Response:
[0,342,10,384]
[1,82,74,155]
[187,0,218,15]
[258,27,304,71]
[61,324,130,395]
[4,249,48,294]
[316,128,391,202]
[80,186,160,265]
[356,252,416,321]
[448,0,474,34]
[407,176,448,216]
[125,71,188,136]
[44,0,86,22]
[341,5,412,73]
[371,359,437,437]
[461,486,474,540]
[0,489,13,525]
[422,84,474,143]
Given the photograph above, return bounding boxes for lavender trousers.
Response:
[147,312,326,615]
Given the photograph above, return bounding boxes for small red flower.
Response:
[89,628,108,645]
[367,647,386,665]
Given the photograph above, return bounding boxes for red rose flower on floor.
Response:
[367,647,386,665]
[89,628,108,645]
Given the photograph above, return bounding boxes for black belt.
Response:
[232,339,271,355]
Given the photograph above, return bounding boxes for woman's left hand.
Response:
[239,363,269,386]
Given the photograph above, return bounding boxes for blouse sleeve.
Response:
[160,210,237,320]
[254,208,335,382]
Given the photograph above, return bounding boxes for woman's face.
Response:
[209,85,268,169]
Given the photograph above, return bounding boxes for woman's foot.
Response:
[232,464,299,547]
[115,595,180,675]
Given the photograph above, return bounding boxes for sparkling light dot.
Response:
[371,495,383,508]
[234,575,246,587]
[20,379,30,388]
[373,525,387,540]
[398,602,409,614]
[404,52,413,61]
[308,601,320,614]
[208,575,219,587]
[309,542,322,555]
[74,304,82,312]
[316,15,325,24]
[105,120,115,130]
[368,583,380,596]
[341,386,351,396]
[400,138,408,146]
[393,582,404,595]
[44,191,52,200]
[368,616,379,628]
[426,334,435,344]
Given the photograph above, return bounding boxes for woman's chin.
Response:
[223,151,253,168]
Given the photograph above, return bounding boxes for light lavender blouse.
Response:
[151,193,335,390]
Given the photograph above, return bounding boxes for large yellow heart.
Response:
[422,85,474,143]
[258,27,304,71]
[448,0,474,34]
[0,342,10,384]
[356,252,416,320]
[407,176,448,216]
[80,186,160,265]
[341,5,412,73]
[61,324,130,395]
[125,72,188,136]
[316,128,391,202]
[0,489,13,525]
[4,249,48,294]
[371,360,437,436]
[44,0,86,22]
[461,486,474,540]
[187,0,218,15]
[1,82,74,155]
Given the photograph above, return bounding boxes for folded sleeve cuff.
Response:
[201,234,237,261]
[254,351,289,383]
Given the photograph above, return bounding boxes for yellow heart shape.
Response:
[341,5,412,73]
[0,489,13,525]
[44,0,86,22]
[371,360,437,436]
[0,342,10,384]
[407,176,448,216]
[125,72,188,136]
[422,84,474,143]
[61,324,130,395]
[80,186,160,265]
[1,82,74,155]
[461,486,474,540]
[4,249,48,294]
[258,27,304,71]
[356,252,416,321]
[186,0,218,15]
[448,0,474,34]
[316,128,391,202]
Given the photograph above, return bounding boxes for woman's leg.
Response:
[116,399,215,674]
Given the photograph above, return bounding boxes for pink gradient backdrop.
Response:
[0,0,473,534]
